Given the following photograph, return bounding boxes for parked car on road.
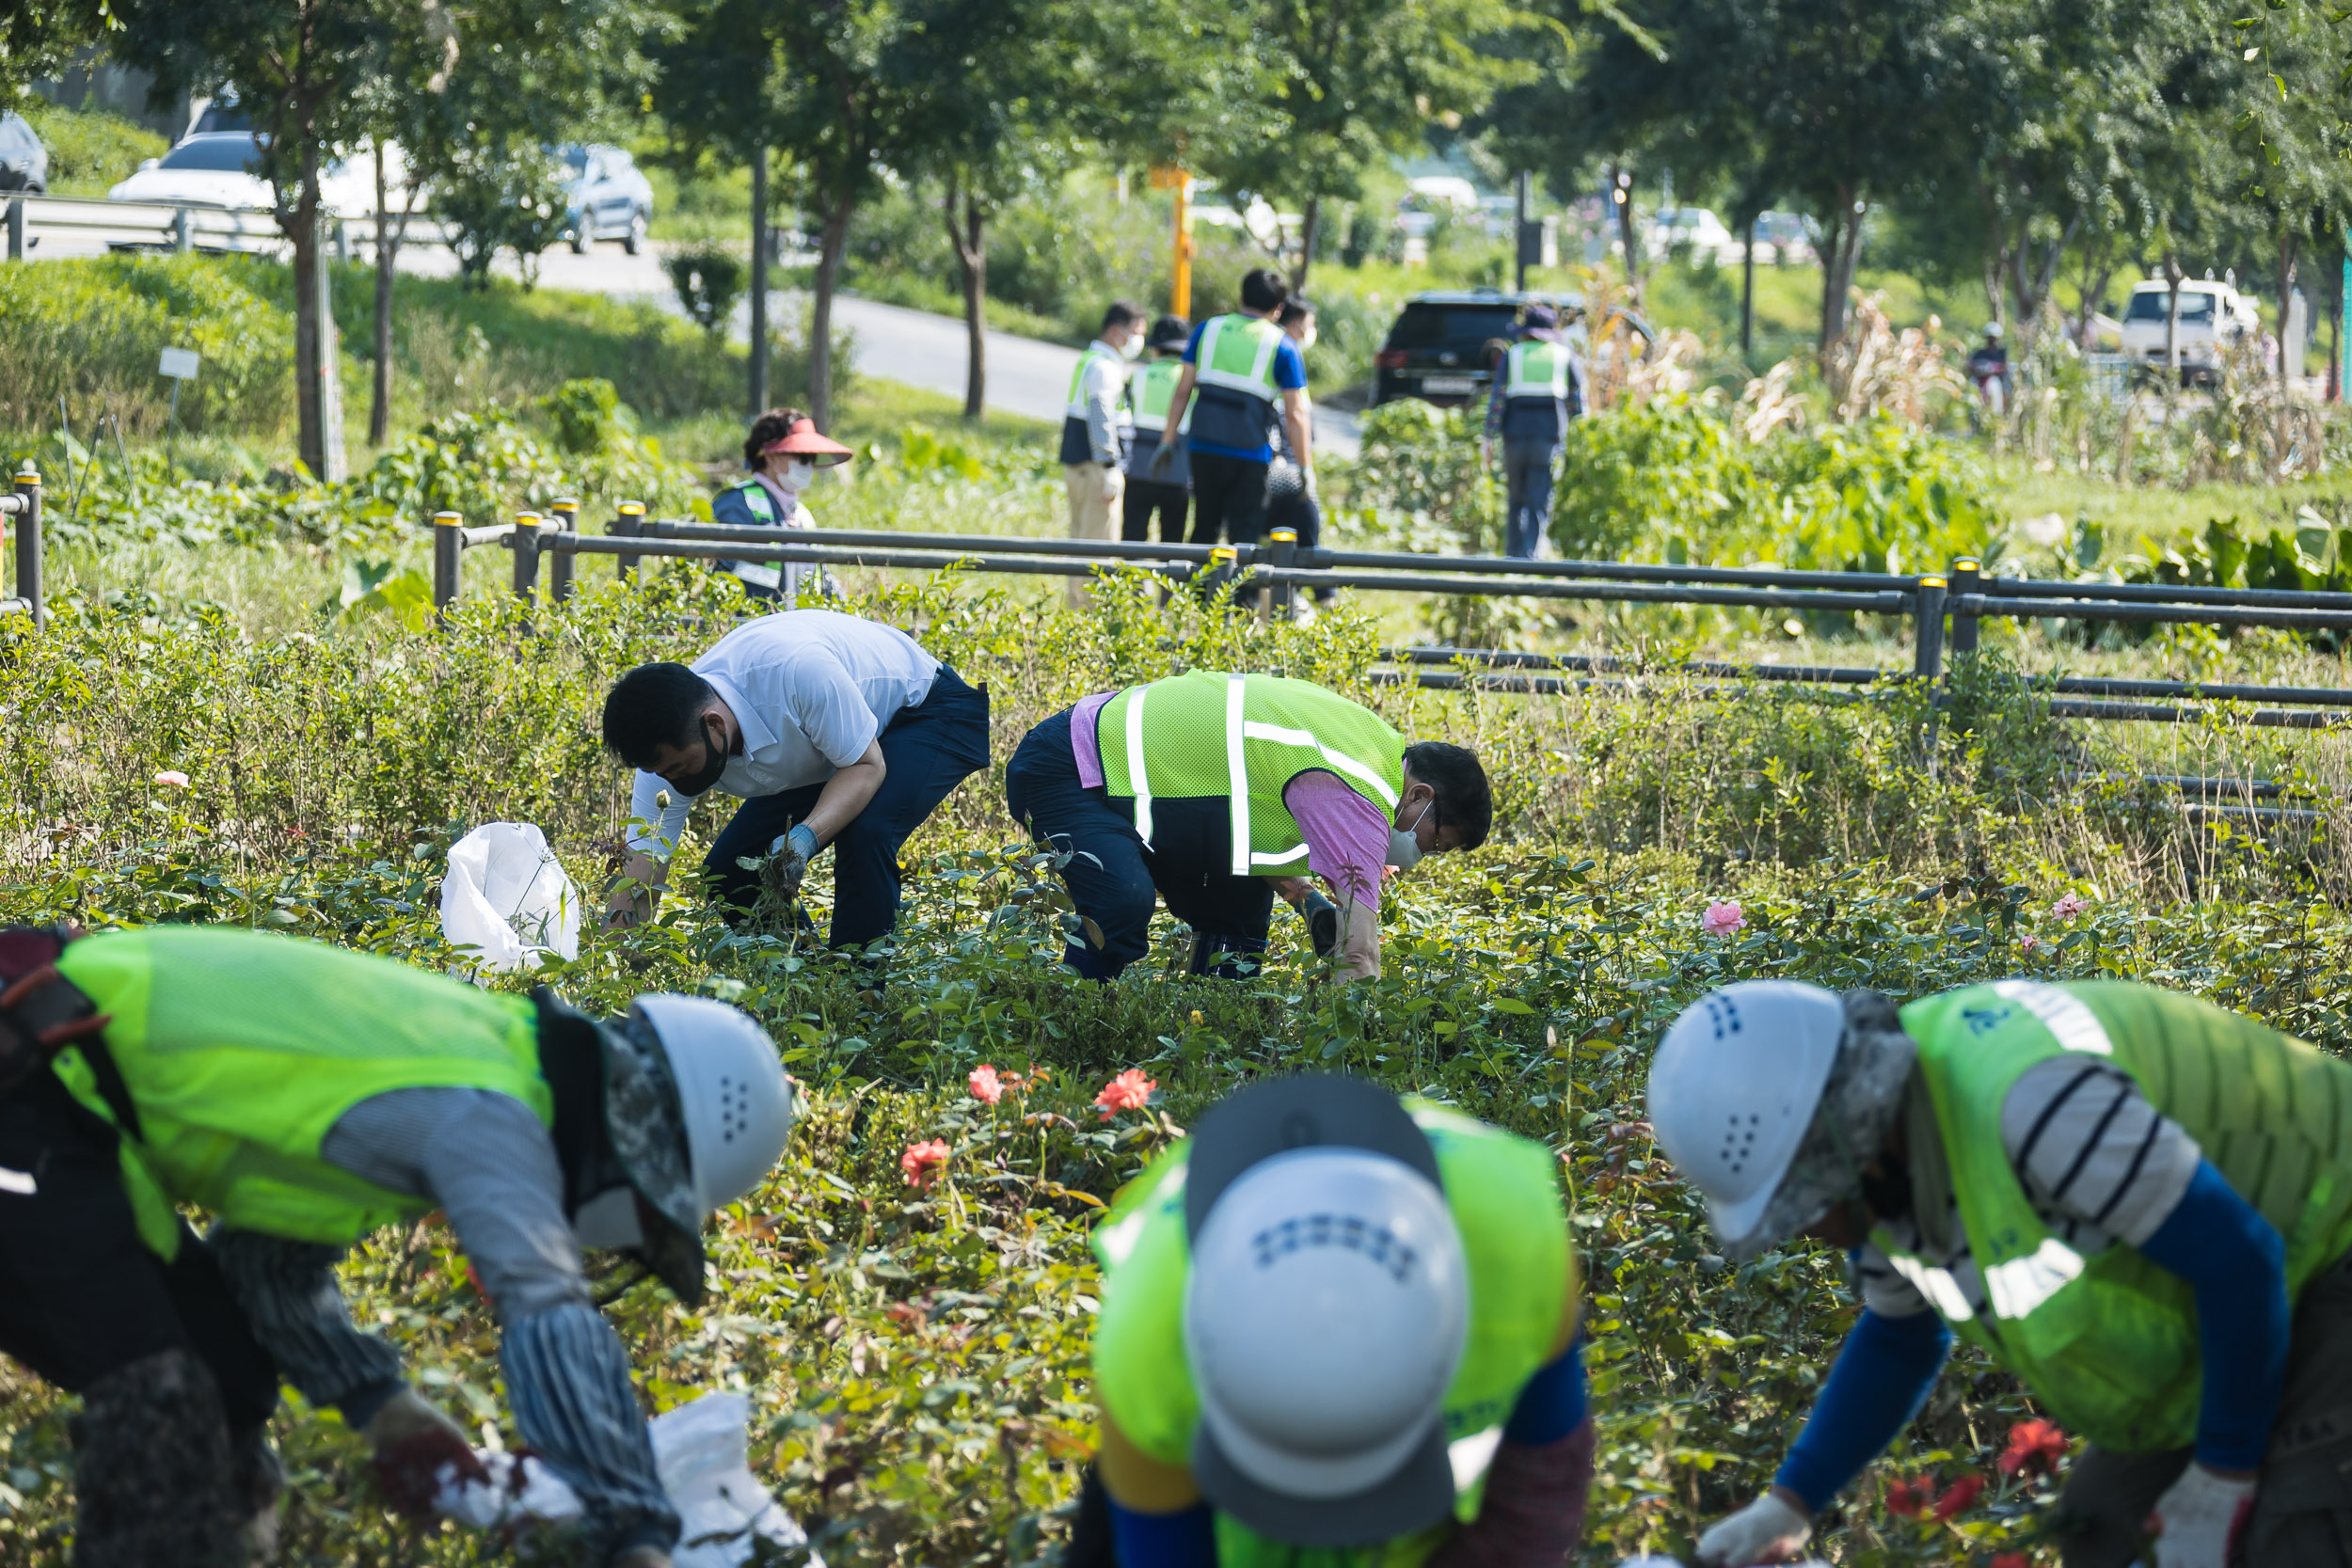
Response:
[0,112,48,193]
[106,132,404,214]
[1647,206,1736,261]
[560,145,653,254]
[1372,289,1655,408]
[2116,278,2261,385]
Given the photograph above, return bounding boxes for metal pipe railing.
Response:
[1963,593,2352,632]
[6,465,40,626]
[642,517,1235,564]
[1249,567,1915,617]
[1979,575,2352,610]
[1306,546,1917,593]
[548,532,1196,582]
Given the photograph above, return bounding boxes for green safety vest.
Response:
[1128,358,1193,435]
[1094,671,1403,876]
[1502,341,1570,402]
[1066,344,1133,420]
[1193,315,1287,407]
[729,477,777,523]
[53,927,553,1259]
[1884,979,2352,1453]
[1091,1101,1574,1568]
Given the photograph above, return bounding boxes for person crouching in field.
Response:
[1004,670,1488,979]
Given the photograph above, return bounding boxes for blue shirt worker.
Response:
[0,923,797,1568]
[1482,306,1581,560]
[708,408,853,603]
[1065,301,1143,604]
[1120,314,1194,546]
[1650,979,2352,1568]
[1151,267,1311,551]
[1074,1073,1595,1568]
[600,610,989,951]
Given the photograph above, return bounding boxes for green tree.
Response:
[0,1,115,107]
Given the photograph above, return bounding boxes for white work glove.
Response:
[1695,1491,1811,1566]
[2150,1465,2254,1568]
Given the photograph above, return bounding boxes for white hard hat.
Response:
[631,992,798,1215]
[1648,981,1845,1253]
[1984,321,2004,339]
[1184,1146,1469,1544]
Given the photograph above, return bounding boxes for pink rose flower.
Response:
[153,770,191,789]
[2053,893,2088,920]
[1094,1069,1157,1121]
[2020,932,2049,956]
[967,1065,1004,1105]
[1701,899,1745,938]
[899,1139,950,1190]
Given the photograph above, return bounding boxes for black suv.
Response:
[1371,290,1650,408]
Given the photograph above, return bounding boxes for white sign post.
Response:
[158,346,199,464]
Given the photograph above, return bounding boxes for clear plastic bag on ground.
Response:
[441,822,582,974]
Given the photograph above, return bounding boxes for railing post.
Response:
[548,497,580,603]
[511,511,545,599]
[6,199,23,262]
[1913,575,1947,682]
[433,511,463,621]
[12,464,41,626]
[1201,545,1238,604]
[1263,528,1297,626]
[173,206,192,256]
[613,500,644,581]
[1947,556,1980,656]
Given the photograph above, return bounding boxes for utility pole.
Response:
[1741,216,1756,362]
[1170,170,1192,319]
[1514,171,1531,293]
[749,148,771,415]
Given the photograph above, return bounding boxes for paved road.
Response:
[22,215,1360,454]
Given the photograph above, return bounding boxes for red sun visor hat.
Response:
[759,417,854,467]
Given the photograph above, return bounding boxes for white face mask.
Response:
[773,458,816,495]
[1119,332,1144,359]
[1298,326,1318,352]
[1388,798,1434,871]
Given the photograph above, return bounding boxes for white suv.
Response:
[2117,278,2261,385]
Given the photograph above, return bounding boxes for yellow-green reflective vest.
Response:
[1193,315,1287,406]
[1502,341,1570,401]
[53,927,553,1258]
[1091,1102,1574,1568]
[1094,671,1403,876]
[1129,358,1194,434]
[1066,344,1131,420]
[1883,979,2352,1453]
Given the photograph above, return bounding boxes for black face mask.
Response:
[671,715,730,797]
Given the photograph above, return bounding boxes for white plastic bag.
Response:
[441,822,581,974]
[431,1392,819,1567]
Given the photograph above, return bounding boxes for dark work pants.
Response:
[1003,708,1275,979]
[0,1070,280,1429]
[1121,478,1190,545]
[1187,451,1269,549]
[1502,436,1560,560]
[702,665,990,949]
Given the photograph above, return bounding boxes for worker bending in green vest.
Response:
[1003,670,1490,980]
[708,407,854,603]
[0,925,796,1568]
[1649,979,2352,1568]
[1078,1074,1592,1568]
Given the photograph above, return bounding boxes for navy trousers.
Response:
[703,665,990,949]
[1004,708,1275,979]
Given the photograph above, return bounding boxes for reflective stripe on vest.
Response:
[1128,359,1191,434]
[55,927,553,1249]
[1192,315,1285,405]
[1095,671,1403,875]
[1883,979,2352,1452]
[1091,1101,1575,1568]
[1503,341,1570,401]
[1066,345,1128,420]
[732,478,776,523]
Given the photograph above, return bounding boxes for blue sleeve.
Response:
[1109,1497,1216,1568]
[2136,1158,2290,1471]
[1503,1338,1587,1445]
[1183,323,1205,364]
[1773,1304,1951,1512]
[1274,339,1307,390]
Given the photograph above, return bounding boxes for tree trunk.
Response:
[1292,196,1320,292]
[1815,202,1846,351]
[2009,209,2083,338]
[1740,216,1756,362]
[809,198,853,430]
[2277,234,2299,385]
[1609,164,1642,306]
[749,148,771,416]
[290,141,326,480]
[368,145,405,449]
[2164,252,2183,380]
[943,182,988,420]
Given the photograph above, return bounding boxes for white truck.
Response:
[2116,277,2261,386]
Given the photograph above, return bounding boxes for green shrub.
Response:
[0,254,294,437]
[17,101,167,193]
[664,243,747,334]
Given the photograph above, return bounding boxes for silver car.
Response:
[0,112,48,194]
[560,144,653,254]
